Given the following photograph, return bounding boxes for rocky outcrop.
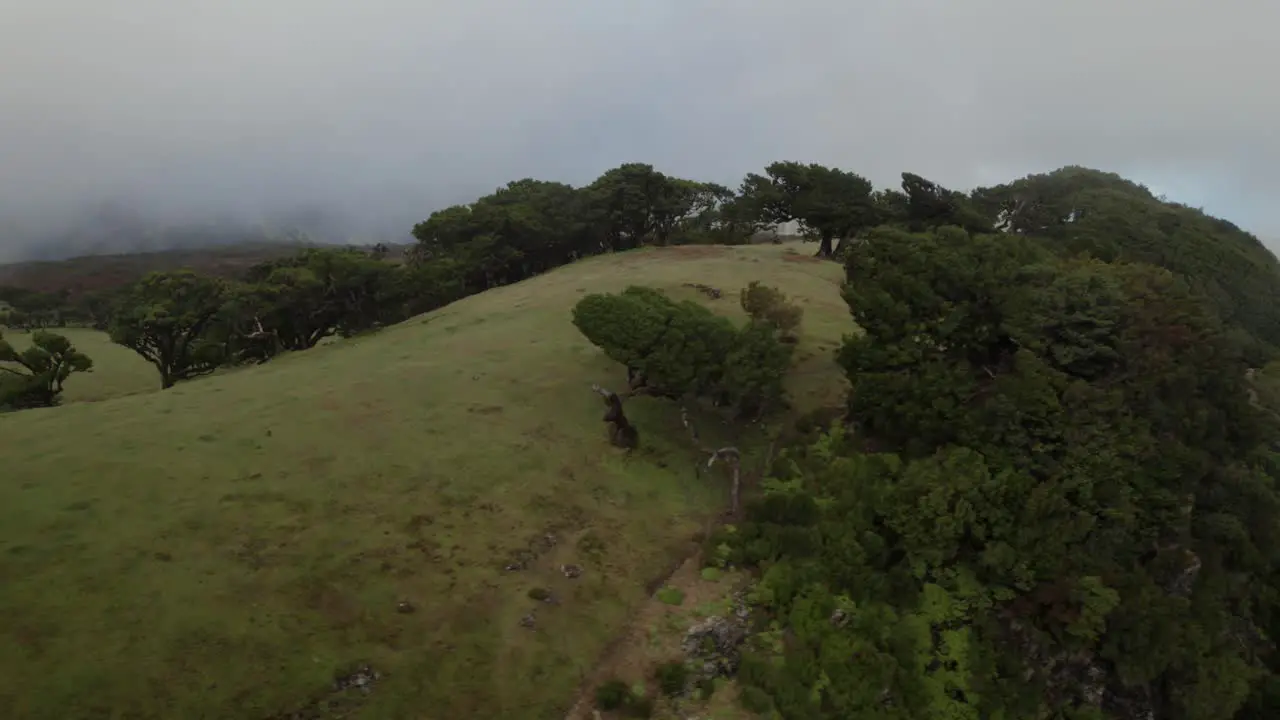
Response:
[681,591,751,684]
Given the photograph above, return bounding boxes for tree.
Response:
[240,248,401,350]
[412,179,593,290]
[109,271,228,389]
[725,226,1280,719]
[898,172,992,234]
[971,166,1280,353]
[585,163,676,250]
[0,329,93,409]
[738,161,878,257]
[572,285,793,417]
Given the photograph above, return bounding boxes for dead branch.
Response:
[681,406,743,513]
[682,282,723,299]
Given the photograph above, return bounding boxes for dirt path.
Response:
[560,547,746,720]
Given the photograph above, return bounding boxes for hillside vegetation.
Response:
[0,243,849,719]
[3,159,1280,720]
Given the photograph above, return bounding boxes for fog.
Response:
[2,0,1277,261]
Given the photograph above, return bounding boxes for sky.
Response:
[1,0,1278,259]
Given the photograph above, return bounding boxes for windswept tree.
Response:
[109,271,228,389]
[972,166,1280,352]
[738,161,878,257]
[584,163,673,250]
[897,172,992,233]
[573,285,793,417]
[238,248,402,351]
[726,224,1280,719]
[0,329,93,408]
[413,179,592,289]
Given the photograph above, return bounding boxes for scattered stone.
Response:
[520,611,537,629]
[560,563,583,578]
[333,665,381,694]
[682,282,723,299]
[396,601,415,614]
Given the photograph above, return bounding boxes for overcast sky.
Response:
[1,0,1277,257]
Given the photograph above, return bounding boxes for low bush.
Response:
[654,660,688,696]
[740,280,803,340]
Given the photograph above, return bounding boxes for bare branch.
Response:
[681,405,744,513]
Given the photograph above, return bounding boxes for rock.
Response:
[396,601,415,614]
[560,563,583,578]
[520,610,537,629]
[680,590,752,683]
[682,617,747,680]
[333,665,381,694]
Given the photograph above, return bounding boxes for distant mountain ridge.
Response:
[0,241,414,298]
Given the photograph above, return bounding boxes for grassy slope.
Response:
[0,243,848,720]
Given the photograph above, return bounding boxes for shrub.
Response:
[623,694,653,718]
[739,684,775,714]
[740,281,803,339]
[654,660,689,696]
[720,320,793,415]
[573,285,794,416]
[595,679,630,710]
[655,586,685,606]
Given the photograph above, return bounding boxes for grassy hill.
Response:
[0,242,850,720]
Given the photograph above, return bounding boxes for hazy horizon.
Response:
[2,1,1278,261]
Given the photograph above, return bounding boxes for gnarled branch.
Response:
[591,384,638,448]
[681,406,743,513]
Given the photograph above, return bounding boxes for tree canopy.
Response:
[572,284,793,417]
[108,270,229,389]
[739,161,879,257]
[720,224,1280,719]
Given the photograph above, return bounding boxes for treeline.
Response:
[550,167,1280,718]
[5,161,1280,402]
[705,226,1280,718]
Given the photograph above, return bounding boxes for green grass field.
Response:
[0,243,849,720]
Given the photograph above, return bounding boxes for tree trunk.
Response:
[816,234,834,258]
[160,369,174,389]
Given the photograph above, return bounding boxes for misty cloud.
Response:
[2,0,1277,260]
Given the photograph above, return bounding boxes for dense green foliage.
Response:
[739,161,879,257]
[572,285,793,416]
[0,329,92,409]
[108,271,230,389]
[972,167,1280,354]
[721,225,1280,719]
